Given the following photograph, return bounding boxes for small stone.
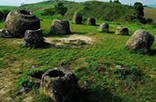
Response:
[116,65,125,70]
[98,23,109,33]
[73,13,83,24]
[88,18,96,26]
[116,27,129,35]
[24,29,45,48]
[50,19,71,35]
[126,30,154,52]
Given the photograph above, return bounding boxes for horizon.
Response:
[0,0,156,6]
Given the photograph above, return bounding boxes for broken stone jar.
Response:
[40,68,79,102]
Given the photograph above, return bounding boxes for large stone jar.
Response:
[50,19,71,35]
[126,30,154,52]
[5,10,40,38]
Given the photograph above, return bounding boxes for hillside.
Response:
[65,1,138,22]
[144,7,156,24]
[18,1,138,22]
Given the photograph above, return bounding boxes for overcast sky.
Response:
[0,0,155,6]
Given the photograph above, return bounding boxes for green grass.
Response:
[0,1,156,102]
[0,17,156,101]
[0,6,17,11]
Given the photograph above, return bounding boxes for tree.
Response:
[134,2,144,18]
[109,0,112,2]
[114,0,121,4]
[54,2,67,17]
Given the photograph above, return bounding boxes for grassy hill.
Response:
[64,1,138,22]
[18,1,138,22]
[0,1,156,102]
[144,7,156,24]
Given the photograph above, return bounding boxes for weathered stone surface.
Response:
[73,13,82,24]
[0,29,12,38]
[116,27,129,35]
[40,68,79,102]
[50,19,71,35]
[126,30,154,52]
[0,11,3,21]
[98,23,109,33]
[24,29,45,48]
[5,10,40,38]
[88,18,96,26]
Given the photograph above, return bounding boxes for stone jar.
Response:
[40,68,79,102]
[5,10,40,38]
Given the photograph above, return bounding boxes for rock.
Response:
[73,13,82,24]
[126,30,154,52]
[24,29,45,48]
[0,29,12,38]
[5,10,40,38]
[50,19,71,35]
[98,23,109,33]
[0,11,3,21]
[88,18,96,26]
[40,68,79,102]
[116,27,129,35]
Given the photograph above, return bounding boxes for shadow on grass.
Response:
[70,87,123,102]
[72,31,88,35]
[42,42,71,49]
[108,31,115,34]
[149,49,156,56]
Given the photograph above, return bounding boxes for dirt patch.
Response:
[45,34,93,45]
[0,57,36,102]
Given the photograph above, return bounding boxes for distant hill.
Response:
[64,1,138,22]
[144,7,156,24]
[0,1,139,22]
[147,4,156,8]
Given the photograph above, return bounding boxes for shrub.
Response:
[42,8,55,16]
[134,2,144,19]
[54,2,67,16]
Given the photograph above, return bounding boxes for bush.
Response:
[134,2,144,19]
[54,2,67,16]
[42,8,55,16]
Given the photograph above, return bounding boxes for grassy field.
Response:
[0,6,17,11]
[0,2,156,102]
[144,7,156,24]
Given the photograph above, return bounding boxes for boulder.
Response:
[24,29,45,48]
[0,11,3,21]
[126,30,154,52]
[0,29,12,38]
[116,27,129,35]
[73,13,82,24]
[98,23,109,33]
[50,19,71,35]
[40,68,79,102]
[5,10,40,38]
[88,18,96,26]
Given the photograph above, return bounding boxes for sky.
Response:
[0,0,155,6]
